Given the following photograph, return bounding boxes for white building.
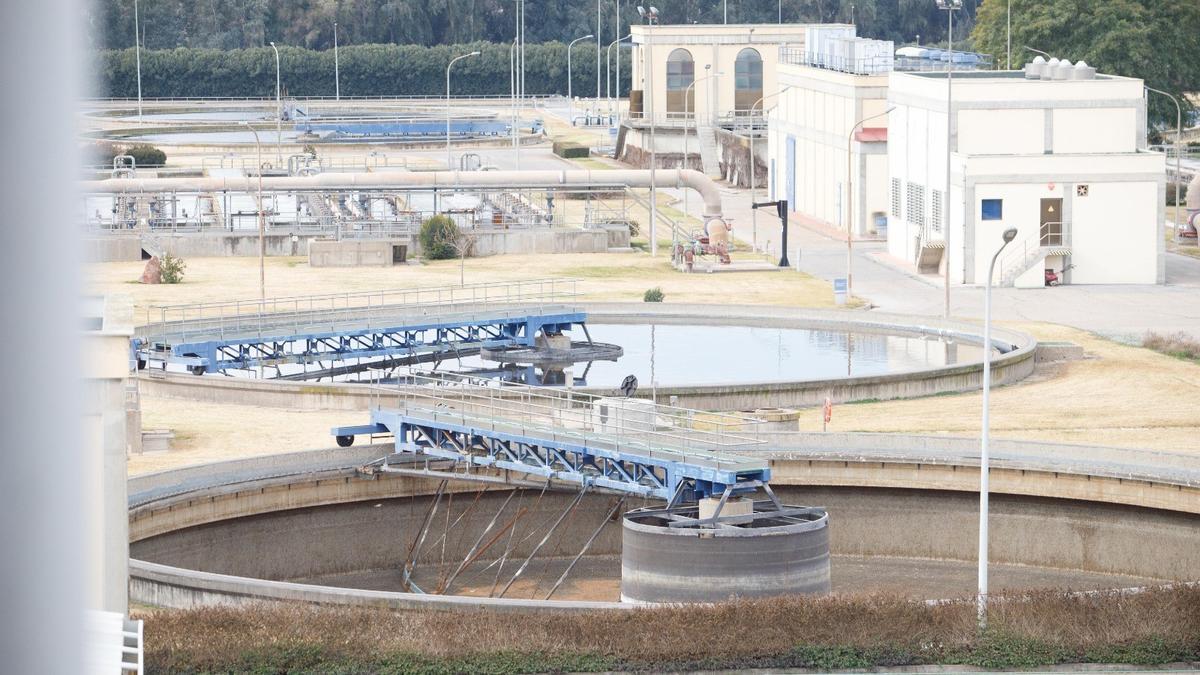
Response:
[887,63,1165,286]
[629,23,842,121]
[767,30,893,237]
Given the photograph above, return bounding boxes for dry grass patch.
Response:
[1144,331,1200,363]
[799,322,1200,452]
[139,587,1200,673]
[87,253,836,315]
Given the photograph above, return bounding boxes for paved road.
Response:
[674,182,1200,340]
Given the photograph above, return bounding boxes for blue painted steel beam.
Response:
[331,409,770,501]
[135,310,584,373]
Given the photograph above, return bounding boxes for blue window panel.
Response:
[981,198,1003,220]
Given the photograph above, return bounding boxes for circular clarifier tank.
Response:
[619,501,831,604]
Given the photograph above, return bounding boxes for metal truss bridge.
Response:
[332,374,771,501]
[130,279,583,374]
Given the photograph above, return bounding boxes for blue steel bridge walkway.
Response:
[332,374,771,501]
[130,279,583,374]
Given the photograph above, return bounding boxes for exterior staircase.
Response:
[696,124,722,179]
[996,223,1071,286]
[916,226,945,275]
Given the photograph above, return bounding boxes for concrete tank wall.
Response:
[620,506,830,603]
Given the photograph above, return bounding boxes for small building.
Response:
[767,30,893,238]
[629,23,838,121]
[886,62,1165,286]
[620,23,849,183]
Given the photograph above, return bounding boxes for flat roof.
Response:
[907,70,1126,82]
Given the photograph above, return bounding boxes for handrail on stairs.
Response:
[997,220,1071,285]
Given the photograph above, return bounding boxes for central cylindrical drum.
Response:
[620,503,830,604]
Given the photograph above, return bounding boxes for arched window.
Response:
[735,48,763,113]
[665,48,695,116]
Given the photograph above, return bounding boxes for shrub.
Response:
[643,287,664,302]
[1165,183,1188,206]
[553,141,590,159]
[122,143,167,167]
[159,253,186,284]
[418,215,460,260]
[1143,331,1200,361]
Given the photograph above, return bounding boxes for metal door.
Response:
[1040,198,1062,246]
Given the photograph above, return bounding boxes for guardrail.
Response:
[997,221,1071,285]
[139,278,580,345]
[368,372,766,466]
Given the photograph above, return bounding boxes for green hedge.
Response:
[94,43,632,99]
[552,141,590,159]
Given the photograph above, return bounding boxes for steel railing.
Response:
[368,372,766,471]
[997,221,1071,284]
[138,278,580,345]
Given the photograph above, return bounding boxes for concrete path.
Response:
[673,181,1200,341]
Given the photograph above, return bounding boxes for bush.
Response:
[419,215,460,260]
[1143,331,1200,361]
[159,253,186,284]
[553,141,590,159]
[1165,183,1188,206]
[643,287,664,302]
[122,143,167,167]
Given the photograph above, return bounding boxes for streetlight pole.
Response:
[240,122,267,304]
[134,0,143,122]
[270,41,282,166]
[333,22,340,101]
[979,226,1018,629]
[510,38,519,167]
[683,67,719,226]
[750,88,788,253]
[645,23,658,256]
[568,34,595,122]
[1006,0,1011,69]
[846,107,895,300]
[596,0,602,113]
[447,51,481,170]
[1145,86,1183,243]
[608,34,632,122]
[936,0,961,319]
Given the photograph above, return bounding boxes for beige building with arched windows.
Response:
[628,23,839,122]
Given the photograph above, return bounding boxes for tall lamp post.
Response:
[239,122,267,304]
[845,107,895,299]
[682,67,720,227]
[270,41,282,166]
[596,0,602,113]
[510,37,519,168]
[446,51,481,170]
[333,22,340,100]
[979,226,1018,628]
[1006,0,1011,69]
[749,88,788,252]
[134,0,143,122]
[1145,86,1183,243]
[935,0,961,318]
[607,34,632,119]
[568,34,595,122]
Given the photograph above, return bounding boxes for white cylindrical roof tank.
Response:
[1073,60,1097,80]
[1052,59,1072,80]
[1024,55,1046,79]
[1042,57,1060,79]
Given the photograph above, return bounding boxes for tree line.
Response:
[970,0,1199,130]
[88,0,967,51]
[95,42,631,98]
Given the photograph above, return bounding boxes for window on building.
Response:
[890,178,902,217]
[931,189,944,232]
[981,198,1003,220]
[734,48,763,114]
[906,181,926,228]
[665,49,695,116]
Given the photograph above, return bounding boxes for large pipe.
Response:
[81,169,727,221]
